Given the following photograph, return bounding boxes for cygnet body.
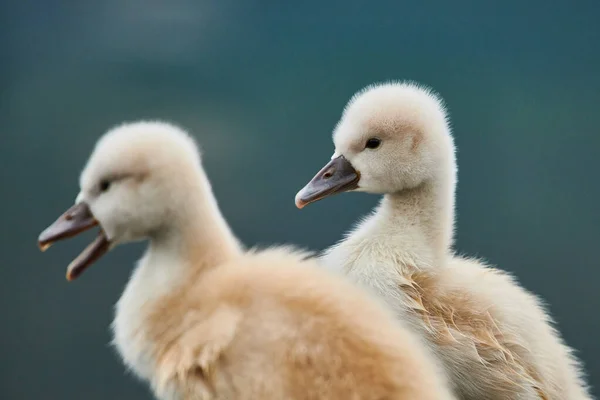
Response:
[295,82,591,400]
[38,121,456,400]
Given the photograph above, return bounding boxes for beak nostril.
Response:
[323,169,334,179]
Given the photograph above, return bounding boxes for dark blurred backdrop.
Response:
[1,1,599,399]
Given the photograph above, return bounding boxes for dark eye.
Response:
[365,138,381,149]
[99,180,111,192]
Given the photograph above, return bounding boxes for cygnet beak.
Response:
[38,202,110,281]
[295,155,360,209]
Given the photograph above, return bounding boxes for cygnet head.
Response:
[295,81,455,208]
[38,121,207,280]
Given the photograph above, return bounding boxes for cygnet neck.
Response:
[146,172,242,276]
[376,166,455,268]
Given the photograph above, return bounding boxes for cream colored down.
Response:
[311,82,591,400]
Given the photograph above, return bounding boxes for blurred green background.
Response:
[1,1,599,398]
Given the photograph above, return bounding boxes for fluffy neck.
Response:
[117,167,242,326]
[146,172,242,277]
[336,150,456,272]
[376,168,455,267]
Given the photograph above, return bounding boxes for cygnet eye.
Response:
[365,137,381,149]
[99,180,111,193]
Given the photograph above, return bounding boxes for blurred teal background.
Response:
[1,1,599,398]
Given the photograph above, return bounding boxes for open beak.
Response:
[295,155,360,209]
[38,202,110,281]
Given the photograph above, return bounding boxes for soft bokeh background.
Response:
[1,1,599,398]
